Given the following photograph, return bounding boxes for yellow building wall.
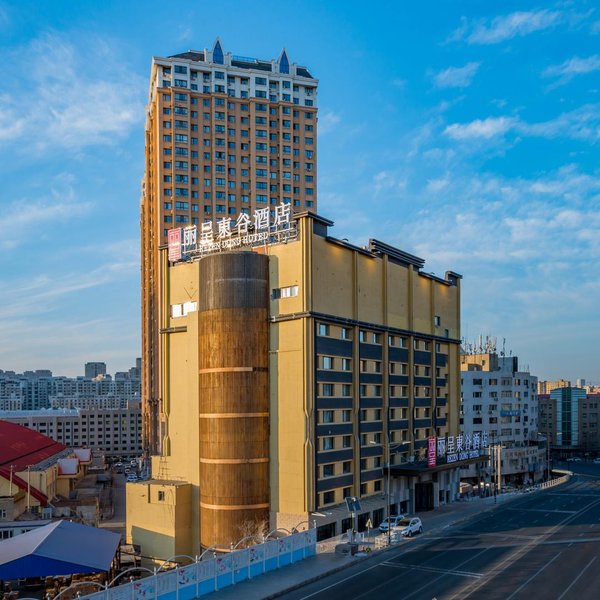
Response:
[310,236,354,318]
[386,262,411,330]
[126,481,192,565]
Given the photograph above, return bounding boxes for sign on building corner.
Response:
[167,202,297,262]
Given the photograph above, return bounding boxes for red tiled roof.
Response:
[0,420,67,470]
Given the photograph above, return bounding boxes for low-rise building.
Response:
[0,405,142,458]
[460,351,544,488]
[0,420,91,538]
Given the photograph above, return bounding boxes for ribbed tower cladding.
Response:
[197,252,270,548]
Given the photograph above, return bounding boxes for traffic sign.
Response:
[366,518,372,529]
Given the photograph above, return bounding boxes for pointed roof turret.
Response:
[278,48,290,74]
[213,37,224,64]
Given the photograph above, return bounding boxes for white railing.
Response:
[79,529,316,600]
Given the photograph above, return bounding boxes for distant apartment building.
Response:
[538,379,571,395]
[460,351,544,487]
[0,405,142,457]
[539,388,599,453]
[0,379,23,411]
[84,362,107,379]
[0,360,141,411]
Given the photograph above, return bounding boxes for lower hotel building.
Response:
[127,210,468,561]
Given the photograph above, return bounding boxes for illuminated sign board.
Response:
[168,228,182,261]
[427,436,437,467]
[168,203,297,262]
[435,431,489,465]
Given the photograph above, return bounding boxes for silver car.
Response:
[398,517,423,537]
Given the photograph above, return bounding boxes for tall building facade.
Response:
[141,39,319,453]
[539,387,594,452]
[84,362,107,379]
[127,210,466,561]
[460,352,544,487]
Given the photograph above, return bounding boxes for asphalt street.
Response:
[281,469,600,600]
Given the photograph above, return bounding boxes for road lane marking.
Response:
[297,563,383,599]
[448,497,600,600]
[505,552,561,600]
[557,556,597,600]
[505,507,577,514]
[398,549,491,600]
[381,562,482,578]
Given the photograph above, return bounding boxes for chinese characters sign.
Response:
[429,431,489,467]
[167,228,182,261]
[168,203,297,261]
[428,436,437,467]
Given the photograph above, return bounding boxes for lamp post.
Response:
[536,432,550,482]
[370,439,410,546]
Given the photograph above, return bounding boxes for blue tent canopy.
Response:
[0,520,120,579]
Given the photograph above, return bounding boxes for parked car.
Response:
[126,474,138,482]
[566,457,583,462]
[593,458,600,464]
[378,515,406,533]
[398,517,423,537]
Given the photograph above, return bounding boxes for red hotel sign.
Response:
[168,228,182,262]
[428,436,437,467]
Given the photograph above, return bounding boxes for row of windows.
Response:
[163,94,315,116]
[163,67,315,94]
[163,81,316,105]
[164,164,314,181]
[316,323,446,352]
[318,408,413,424]
[320,480,382,506]
[318,382,441,398]
[164,119,315,138]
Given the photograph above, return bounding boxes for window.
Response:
[322,356,333,370]
[318,323,329,336]
[321,384,334,397]
[323,464,334,477]
[322,437,334,450]
[321,410,334,424]
[322,491,335,504]
[158,491,165,501]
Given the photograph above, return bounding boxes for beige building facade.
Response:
[128,211,464,561]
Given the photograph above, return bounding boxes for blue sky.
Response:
[0,1,598,381]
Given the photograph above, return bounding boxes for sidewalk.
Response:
[205,492,521,600]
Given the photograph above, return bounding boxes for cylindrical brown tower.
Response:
[198,252,270,549]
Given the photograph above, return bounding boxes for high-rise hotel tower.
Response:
[141,39,318,452]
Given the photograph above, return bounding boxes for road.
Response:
[282,471,600,600]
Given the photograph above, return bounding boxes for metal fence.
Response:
[80,529,317,600]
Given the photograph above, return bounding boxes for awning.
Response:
[390,456,484,476]
[0,520,120,579]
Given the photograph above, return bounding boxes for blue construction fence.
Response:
[83,529,317,600]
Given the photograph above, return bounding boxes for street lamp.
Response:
[537,432,550,482]
[370,438,410,546]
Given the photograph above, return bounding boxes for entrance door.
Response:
[415,482,434,511]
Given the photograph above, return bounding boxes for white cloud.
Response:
[452,9,563,44]
[0,174,93,249]
[373,171,407,196]
[433,62,481,88]
[444,116,516,140]
[542,55,600,86]
[318,110,341,135]
[1,32,144,152]
[443,105,600,142]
